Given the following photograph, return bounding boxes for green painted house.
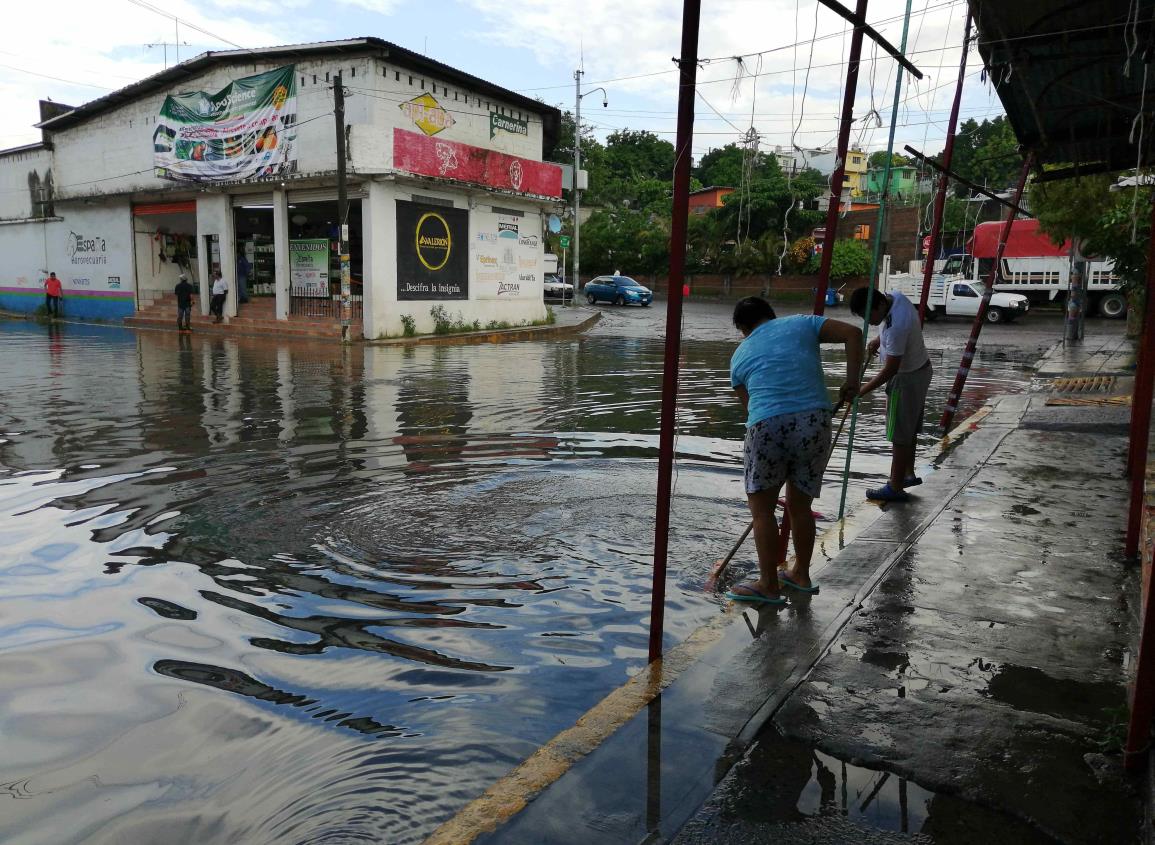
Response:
[865,165,919,202]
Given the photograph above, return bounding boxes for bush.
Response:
[804,238,872,280]
[400,314,416,337]
[430,305,452,335]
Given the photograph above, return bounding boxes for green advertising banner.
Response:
[153,65,298,183]
[289,239,330,297]
[490,112,528,139]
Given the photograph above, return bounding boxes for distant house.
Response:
[688,186,735,215]
[865,165,920,202]
[843,149,868,198]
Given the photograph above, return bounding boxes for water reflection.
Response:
[0,317,1036,844]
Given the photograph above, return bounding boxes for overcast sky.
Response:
[3,0,1002,162]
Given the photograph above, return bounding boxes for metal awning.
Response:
[970,0,1155,178]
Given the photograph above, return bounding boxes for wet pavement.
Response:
[0,304,1128,843]
[468,331,1143,845]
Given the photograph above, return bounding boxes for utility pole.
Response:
[334,72,352,343]
[572,71,607,296]
[573,69,583,294]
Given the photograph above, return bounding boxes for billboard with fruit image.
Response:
[153,65,298,183]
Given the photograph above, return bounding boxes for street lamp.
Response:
[573,69,607,301]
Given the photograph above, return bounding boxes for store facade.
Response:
[0,39,563,337]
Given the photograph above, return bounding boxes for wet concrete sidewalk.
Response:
[454,338,1145,845]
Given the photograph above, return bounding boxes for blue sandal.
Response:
[866,483,911,502]
[725,583,787,606]
[903,475,923,487]
[778,569,820,594]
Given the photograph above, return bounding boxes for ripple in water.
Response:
[0,318,1037,843]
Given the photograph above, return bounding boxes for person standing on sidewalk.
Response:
[210,270,228,323]
[850,286,933,503]
[236,253,251,304]
[727,297,863,605]
[43,272,62,318]
[174,273,195,331]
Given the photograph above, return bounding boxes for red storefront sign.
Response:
[393,128,562,198]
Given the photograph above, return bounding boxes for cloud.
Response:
[0,0,303,147]
[459,0,996,158]
[335,0,403,12]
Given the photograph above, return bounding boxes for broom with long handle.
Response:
[706,398,854,591]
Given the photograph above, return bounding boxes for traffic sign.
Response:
[560,235,571,248]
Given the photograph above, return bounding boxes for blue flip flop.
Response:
[866,482,911,502]
[903,475,923,487]
[777,569,820,594]
[725,583,787,606]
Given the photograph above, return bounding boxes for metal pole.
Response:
[334,73,351,343]
[813,0,870,315]
[837,0,913,520]
[648,0,700,664]
[1125,197,1155,558]
[939,153,1033,433]
[917,10,971,323]
[1123,198,1155,770]
[1065,242,1087,344]
[574,70,583,293]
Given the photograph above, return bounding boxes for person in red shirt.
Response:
[43,272,62,318]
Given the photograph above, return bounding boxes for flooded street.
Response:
[0,303,1096,844]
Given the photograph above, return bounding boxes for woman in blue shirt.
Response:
[727,297,862,605]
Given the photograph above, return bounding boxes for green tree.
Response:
[580,208,670,276]
[696,143,749,187]
[868,151,912,169]
[550,111,609,206]
[599,130,675,207]
[1032,173,1151,290]
[939,116,1020,198]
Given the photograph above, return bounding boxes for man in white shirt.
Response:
[210,270,229,323]
[851,286,933,502]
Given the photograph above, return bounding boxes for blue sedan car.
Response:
[584,275,653,307]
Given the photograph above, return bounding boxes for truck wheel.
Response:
[925,307,940,322]
[1099,292,1127,319]
[985,307,1005,324]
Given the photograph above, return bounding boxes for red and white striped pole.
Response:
[939,153,1033,433]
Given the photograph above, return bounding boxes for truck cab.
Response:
[943,220,1127,318]
[881,271,1030,323]
[942,280,1029,323]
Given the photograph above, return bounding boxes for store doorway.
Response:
[232,199,363,320]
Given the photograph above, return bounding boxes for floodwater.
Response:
[0,304,1050,844]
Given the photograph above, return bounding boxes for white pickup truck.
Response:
[881,272,1031,324]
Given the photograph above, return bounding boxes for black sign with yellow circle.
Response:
[397,200,469,300]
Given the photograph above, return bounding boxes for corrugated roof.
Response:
[35,37,560,157]
[970,0,1155,178]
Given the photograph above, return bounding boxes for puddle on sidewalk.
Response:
[675,728,1058,844]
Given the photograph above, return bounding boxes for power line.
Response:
[515,0,964,94]
[124,0,245,50]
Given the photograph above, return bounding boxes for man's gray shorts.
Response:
[743,408,832,498]
[885,361,933,445]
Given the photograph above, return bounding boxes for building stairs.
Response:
[126,292,362,340]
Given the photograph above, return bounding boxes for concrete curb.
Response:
[1,308,602,346]
[366,310,600,347]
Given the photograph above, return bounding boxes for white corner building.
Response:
[0,38,564,338]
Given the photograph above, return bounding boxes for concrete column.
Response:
[196,248,211,317]
[363,179,396,340]
[273,189,290,321]
[195,193,237,319]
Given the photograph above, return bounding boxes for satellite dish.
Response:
[548,214,562,233]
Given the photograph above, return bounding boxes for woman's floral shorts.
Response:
[743,408,832,497]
